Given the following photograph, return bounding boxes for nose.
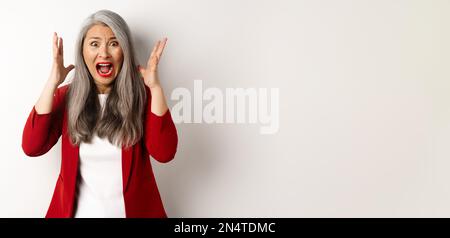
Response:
[98,45,111,59]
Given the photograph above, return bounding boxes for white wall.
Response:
[1,0,450,217]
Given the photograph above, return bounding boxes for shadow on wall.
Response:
[132,30,152,68]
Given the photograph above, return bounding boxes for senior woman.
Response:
[21,9,178,218]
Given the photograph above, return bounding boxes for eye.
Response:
[110,41,119,47]
[90,41,99,47]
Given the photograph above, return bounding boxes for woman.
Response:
[21,10,178,218]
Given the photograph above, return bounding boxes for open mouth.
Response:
[96,62,114,77]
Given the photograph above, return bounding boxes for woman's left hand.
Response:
[138,37,167,89]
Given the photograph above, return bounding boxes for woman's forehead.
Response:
[86,24,116,40]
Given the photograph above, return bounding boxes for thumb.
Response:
[67,64,75,72]
[137,65,146,76]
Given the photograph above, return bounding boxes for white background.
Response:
[1,0,450,217]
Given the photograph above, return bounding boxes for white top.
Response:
[74,94,126,218]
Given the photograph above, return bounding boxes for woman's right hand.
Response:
[48,32,75,87]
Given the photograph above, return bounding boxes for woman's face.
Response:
[83,24,123,94]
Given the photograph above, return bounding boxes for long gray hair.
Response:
[67,9,147,148]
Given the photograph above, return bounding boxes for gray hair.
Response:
[67,9,147,148]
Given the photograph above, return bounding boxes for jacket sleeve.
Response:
[22,87,66,157]
[144,86,178,163]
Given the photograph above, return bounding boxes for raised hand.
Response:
[138,37,167,89]
[49,32,75,87]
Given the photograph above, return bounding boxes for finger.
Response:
[58,37,63,56]
[66,64,75,72]
[137,65,146,76]
[156,37,167,57]
[148,41,160,66]
[53,32,58,58]
[151,41,160,56]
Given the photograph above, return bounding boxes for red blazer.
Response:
[21,84,178,218]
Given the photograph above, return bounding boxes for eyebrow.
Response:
[87,36,117,40]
